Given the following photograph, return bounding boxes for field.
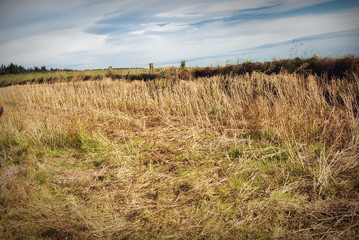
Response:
[0,68,152,87]
[0,70,358,239]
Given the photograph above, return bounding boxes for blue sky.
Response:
[0,0,358,70]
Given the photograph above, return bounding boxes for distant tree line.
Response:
[0,63,72,75]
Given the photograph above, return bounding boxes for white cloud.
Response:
[154,0,333,20]
[0,0,358,69]
[112,6,359,65]
[0,27,106,68]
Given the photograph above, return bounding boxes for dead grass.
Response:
[0,72,358,239]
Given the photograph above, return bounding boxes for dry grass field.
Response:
[0,72,358,239]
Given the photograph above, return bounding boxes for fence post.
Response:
[149,63,154,73]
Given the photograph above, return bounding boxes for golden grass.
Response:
[0,72,358,239]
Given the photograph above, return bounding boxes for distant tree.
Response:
[0,63,65,75]
[17,65,26,73]
[8,63,17,74]
[181,60,186,69]
[0,64,5,74]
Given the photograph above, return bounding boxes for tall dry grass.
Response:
[0,72,358,239]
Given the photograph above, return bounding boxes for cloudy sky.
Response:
[0,0,358,70]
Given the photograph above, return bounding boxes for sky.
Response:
[0,0,359,70]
